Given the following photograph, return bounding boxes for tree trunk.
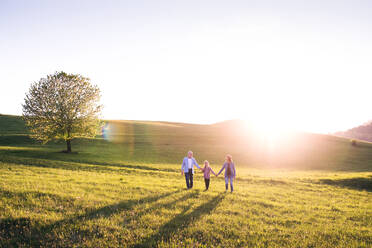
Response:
[66,139,72,153]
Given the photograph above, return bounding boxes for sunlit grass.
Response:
[1,157,371,247]
[0,115,371,247]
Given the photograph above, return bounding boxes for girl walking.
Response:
[201,160,216,190]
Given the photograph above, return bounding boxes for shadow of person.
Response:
[30,189,183,247]
[132,193,225,248]
[0,217,32,247]
[122,190,201,226]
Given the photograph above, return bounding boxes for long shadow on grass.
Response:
[0,135,34,146]
[0,154,132,173]
[0,155,179,179]
[32,190,183,247]
[320,177,372,192]
[0,217,32,247]
[0,151,177,173]
[0,189,78,206]
[0,190,183,247]
[132,193,225,248]
[44,190,182,227]
[122,190,201,227]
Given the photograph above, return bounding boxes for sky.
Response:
[1,0,371,133]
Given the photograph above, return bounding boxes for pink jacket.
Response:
[202,166,216,179]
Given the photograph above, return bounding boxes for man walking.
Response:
[181,151,201,189]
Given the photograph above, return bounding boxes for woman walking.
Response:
[216,154,236,192]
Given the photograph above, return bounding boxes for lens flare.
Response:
[102,122,123,143]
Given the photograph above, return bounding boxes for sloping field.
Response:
[0,115,371,247]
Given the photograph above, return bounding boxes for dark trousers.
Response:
[185,169,193,188]
[204,178,210,190]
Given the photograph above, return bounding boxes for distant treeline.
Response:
[335,121,372,142]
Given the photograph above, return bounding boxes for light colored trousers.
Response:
[225,176,234,191]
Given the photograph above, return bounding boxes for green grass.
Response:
[0,115,371,247]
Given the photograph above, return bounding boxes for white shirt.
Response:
[188,158,192,169]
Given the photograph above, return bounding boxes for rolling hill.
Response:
[1,114,371,171]
[335,121,372,142]
[0,114,371,247]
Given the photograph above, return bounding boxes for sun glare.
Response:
[243,113,298,151]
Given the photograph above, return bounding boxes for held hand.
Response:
[181,171,184,176]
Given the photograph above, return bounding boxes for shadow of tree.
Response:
[0,152,177,174]
[0,135,34,146]
[320,177,372,192]
[132,193,225,248]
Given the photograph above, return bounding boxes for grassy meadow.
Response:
[0,114,371,247]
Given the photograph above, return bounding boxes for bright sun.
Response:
[243,113,298,150]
